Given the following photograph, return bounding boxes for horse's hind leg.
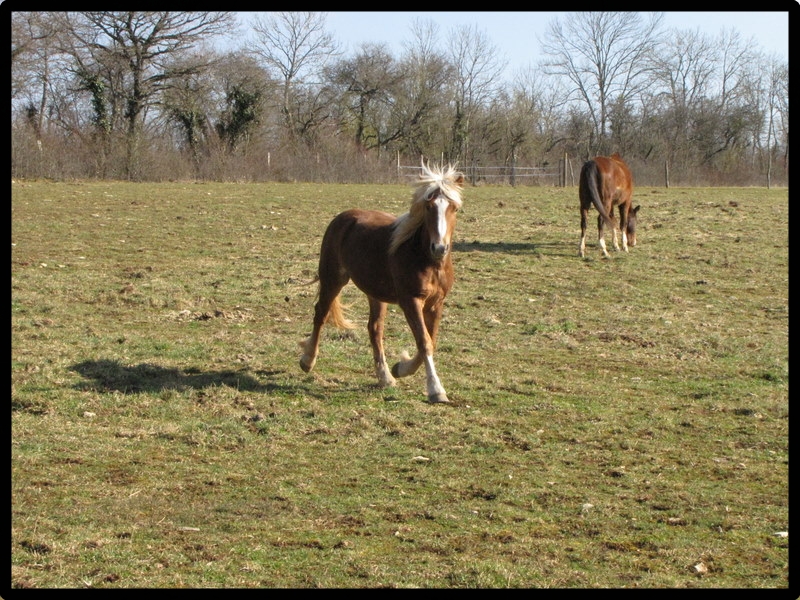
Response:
[579,206,589,257]
[299,276,348,373]
[597,214,611,258]
[298,298,326,373]
[367,297,396,387]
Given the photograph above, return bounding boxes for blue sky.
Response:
[321,11,790,77]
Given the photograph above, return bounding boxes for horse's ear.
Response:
[633,205,640,213]
[454,172,465,186]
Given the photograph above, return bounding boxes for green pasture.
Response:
[11,180,788,588]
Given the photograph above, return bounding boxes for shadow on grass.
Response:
[70,358,299,395]
[454,240,575,256]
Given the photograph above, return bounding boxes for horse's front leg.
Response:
[393,297,449,404]
[367,297,396,387]
[618,205,630,252]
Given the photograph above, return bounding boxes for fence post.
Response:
[510,149,516,187]
[568,156,574,186]
[565,153,569,187]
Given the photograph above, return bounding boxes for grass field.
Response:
[11,179,788,589]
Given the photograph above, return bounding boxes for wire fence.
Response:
[397,155,566,187]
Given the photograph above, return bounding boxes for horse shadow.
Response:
[454,240,574,256]
[69,358,298,395]
[69,358,392,401]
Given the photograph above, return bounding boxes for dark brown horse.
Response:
[579,153,639,258]
[300,161,464,404]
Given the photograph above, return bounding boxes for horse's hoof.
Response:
[427,393,451,404]
[299,357,314,373]
[391,363,400,378]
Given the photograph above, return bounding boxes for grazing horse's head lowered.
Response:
[299,160,465,404]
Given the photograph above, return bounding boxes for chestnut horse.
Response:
[300,161,464,404]
[579,153,640,258]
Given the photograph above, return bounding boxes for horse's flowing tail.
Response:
[581,160,615,227]
[326,295,355,330]
[298,285,354,373]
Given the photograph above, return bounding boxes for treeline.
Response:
[10,11,788,186]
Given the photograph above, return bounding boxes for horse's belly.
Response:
[350,274,398,304]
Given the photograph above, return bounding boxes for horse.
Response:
[299,161,465,404]
[578,153,640,258]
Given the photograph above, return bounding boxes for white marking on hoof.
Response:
[299,338,316,372]
[392,350,415,378]
[427,393,451,404]
[376,363,397,387]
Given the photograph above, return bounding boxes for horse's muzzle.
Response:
[430,242,449,260]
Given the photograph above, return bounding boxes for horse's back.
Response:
[323,209,395,250]
[592,154,633,198]
[319,209,398,299]
[606,154,633,188]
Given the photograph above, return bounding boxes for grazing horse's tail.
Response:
[581,160,615,227]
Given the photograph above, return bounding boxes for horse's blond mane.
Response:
[389,162,464,255]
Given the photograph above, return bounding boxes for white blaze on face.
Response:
[433,196,450,246]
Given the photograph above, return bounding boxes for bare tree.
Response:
[162,50,271,172]
[650,27,717,164]
[446,23,507,163]
[325,42,403,153]
[762,56,787,187]
[505,66,565,168]
[248,12,339,143]
[11,12,67,142]
[771,58,789,175]
[393,18,453,159]
[715,28,753,113]
[540,11,663,156]
[59,11,236,179]
[688,29,761,167]
[739,52,788,186]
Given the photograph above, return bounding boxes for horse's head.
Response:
[423,185,461,261]
[417,161,464,261]
[627,205,640,246]
[391,160,464,260]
